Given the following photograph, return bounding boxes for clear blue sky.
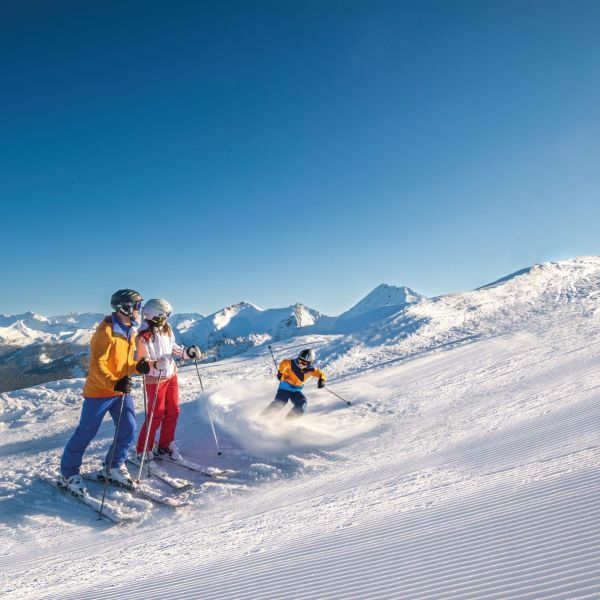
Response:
[1,1,599,317]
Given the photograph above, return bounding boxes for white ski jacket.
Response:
[136,324,188,381]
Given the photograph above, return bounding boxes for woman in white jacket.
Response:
[135,299,201,461]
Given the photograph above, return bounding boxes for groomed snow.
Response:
[1,257,599,599]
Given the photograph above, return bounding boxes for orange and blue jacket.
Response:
[82,314,140,398]
[277,358,326,392]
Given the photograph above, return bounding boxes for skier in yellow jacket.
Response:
[264,348,326,419]
[59,289,151,496]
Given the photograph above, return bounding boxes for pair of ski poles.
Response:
[99,359,222,520]
[267,345,352,407]
[137,359,222,466]
[99,371,141,521]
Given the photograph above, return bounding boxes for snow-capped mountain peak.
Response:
[0,311,50,328]
[340,284,425,319]
[212,302,261,330]
[291,302,318,327]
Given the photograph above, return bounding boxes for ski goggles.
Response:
[121,300,143,314]
[151,313,171,326]
[298,358,311,367]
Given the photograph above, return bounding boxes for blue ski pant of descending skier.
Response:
[60,395,136,478]
[264,388,308,419]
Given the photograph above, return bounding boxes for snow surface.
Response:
[1,257,600,599]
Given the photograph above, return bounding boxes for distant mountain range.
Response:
[0,284,423,392]
[2,256,599,393]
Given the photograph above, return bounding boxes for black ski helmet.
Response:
[110,289,143,316]
[298,348,316,364]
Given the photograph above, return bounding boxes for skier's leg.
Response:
[286,391,308,419]
[262,388,290,417]
[60,398,113,478]
[105,394,137,468]
[158,376,180,449]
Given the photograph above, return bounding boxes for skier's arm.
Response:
[90,326,119,390]
[172,342,185,359]
[277,359,288,380]
[312,368,326,388]
[132,335,156,373]
[135,335,148,360]
[311,368,325,380]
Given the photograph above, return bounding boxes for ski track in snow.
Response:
[1,295,600,598]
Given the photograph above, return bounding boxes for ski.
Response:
[82,472,190,508]
[127,453,194,491]
[38,475,139,524]
[153,454,245,484]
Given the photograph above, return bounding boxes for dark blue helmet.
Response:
[111,289,143,316]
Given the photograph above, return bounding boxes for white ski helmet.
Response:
[143,299,173,325]
[298,348,316,364]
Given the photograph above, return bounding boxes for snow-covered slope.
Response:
[1,256,599,599]
[321,256,600,376]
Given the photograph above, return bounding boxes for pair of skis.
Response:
[40,470,191,524]
[82,472,190,508]
[127,452,195,490]
[153,452,244,483]
[129,451,244,486]
[39,475,140,524]
[40,453,244,524]
[39,460,196,523]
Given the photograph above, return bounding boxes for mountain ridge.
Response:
[2,255,599,392]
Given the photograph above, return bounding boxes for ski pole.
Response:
[137,370,162,481]
[323,385,352,407]
[267,345,278,374]
[99,387,128,520]
[194,357,222,456]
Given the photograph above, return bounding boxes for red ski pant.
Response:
[136,375,180,453]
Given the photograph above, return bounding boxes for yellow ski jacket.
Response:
[82,315,140,398]
[277,358,325,391]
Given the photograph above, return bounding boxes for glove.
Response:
[155,355,171,371]
[186,345,200,359]
[136,357,151,375]
[318,377,326,389]
[114,375,133,394]
[277,372,283,381]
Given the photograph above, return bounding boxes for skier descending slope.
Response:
[59,289,152,495]
[134,299,202,462]
[263,348,326,419]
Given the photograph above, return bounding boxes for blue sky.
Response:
[1,1,599,317]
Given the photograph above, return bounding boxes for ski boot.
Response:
[58,473,88,497]
[101,463,134,488]
[155,442,184,462]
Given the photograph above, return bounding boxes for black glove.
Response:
[114,375,133,394]
[186,345,200,359]
[277,372,283,381]
[136,357,151,375]
[318,378,326,389]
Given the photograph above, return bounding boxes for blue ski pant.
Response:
[60,395,136,478]
[264,388,307,419]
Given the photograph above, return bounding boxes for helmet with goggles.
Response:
[143,298,173,326]
[110,289,143,317]
[297,348,316,365]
